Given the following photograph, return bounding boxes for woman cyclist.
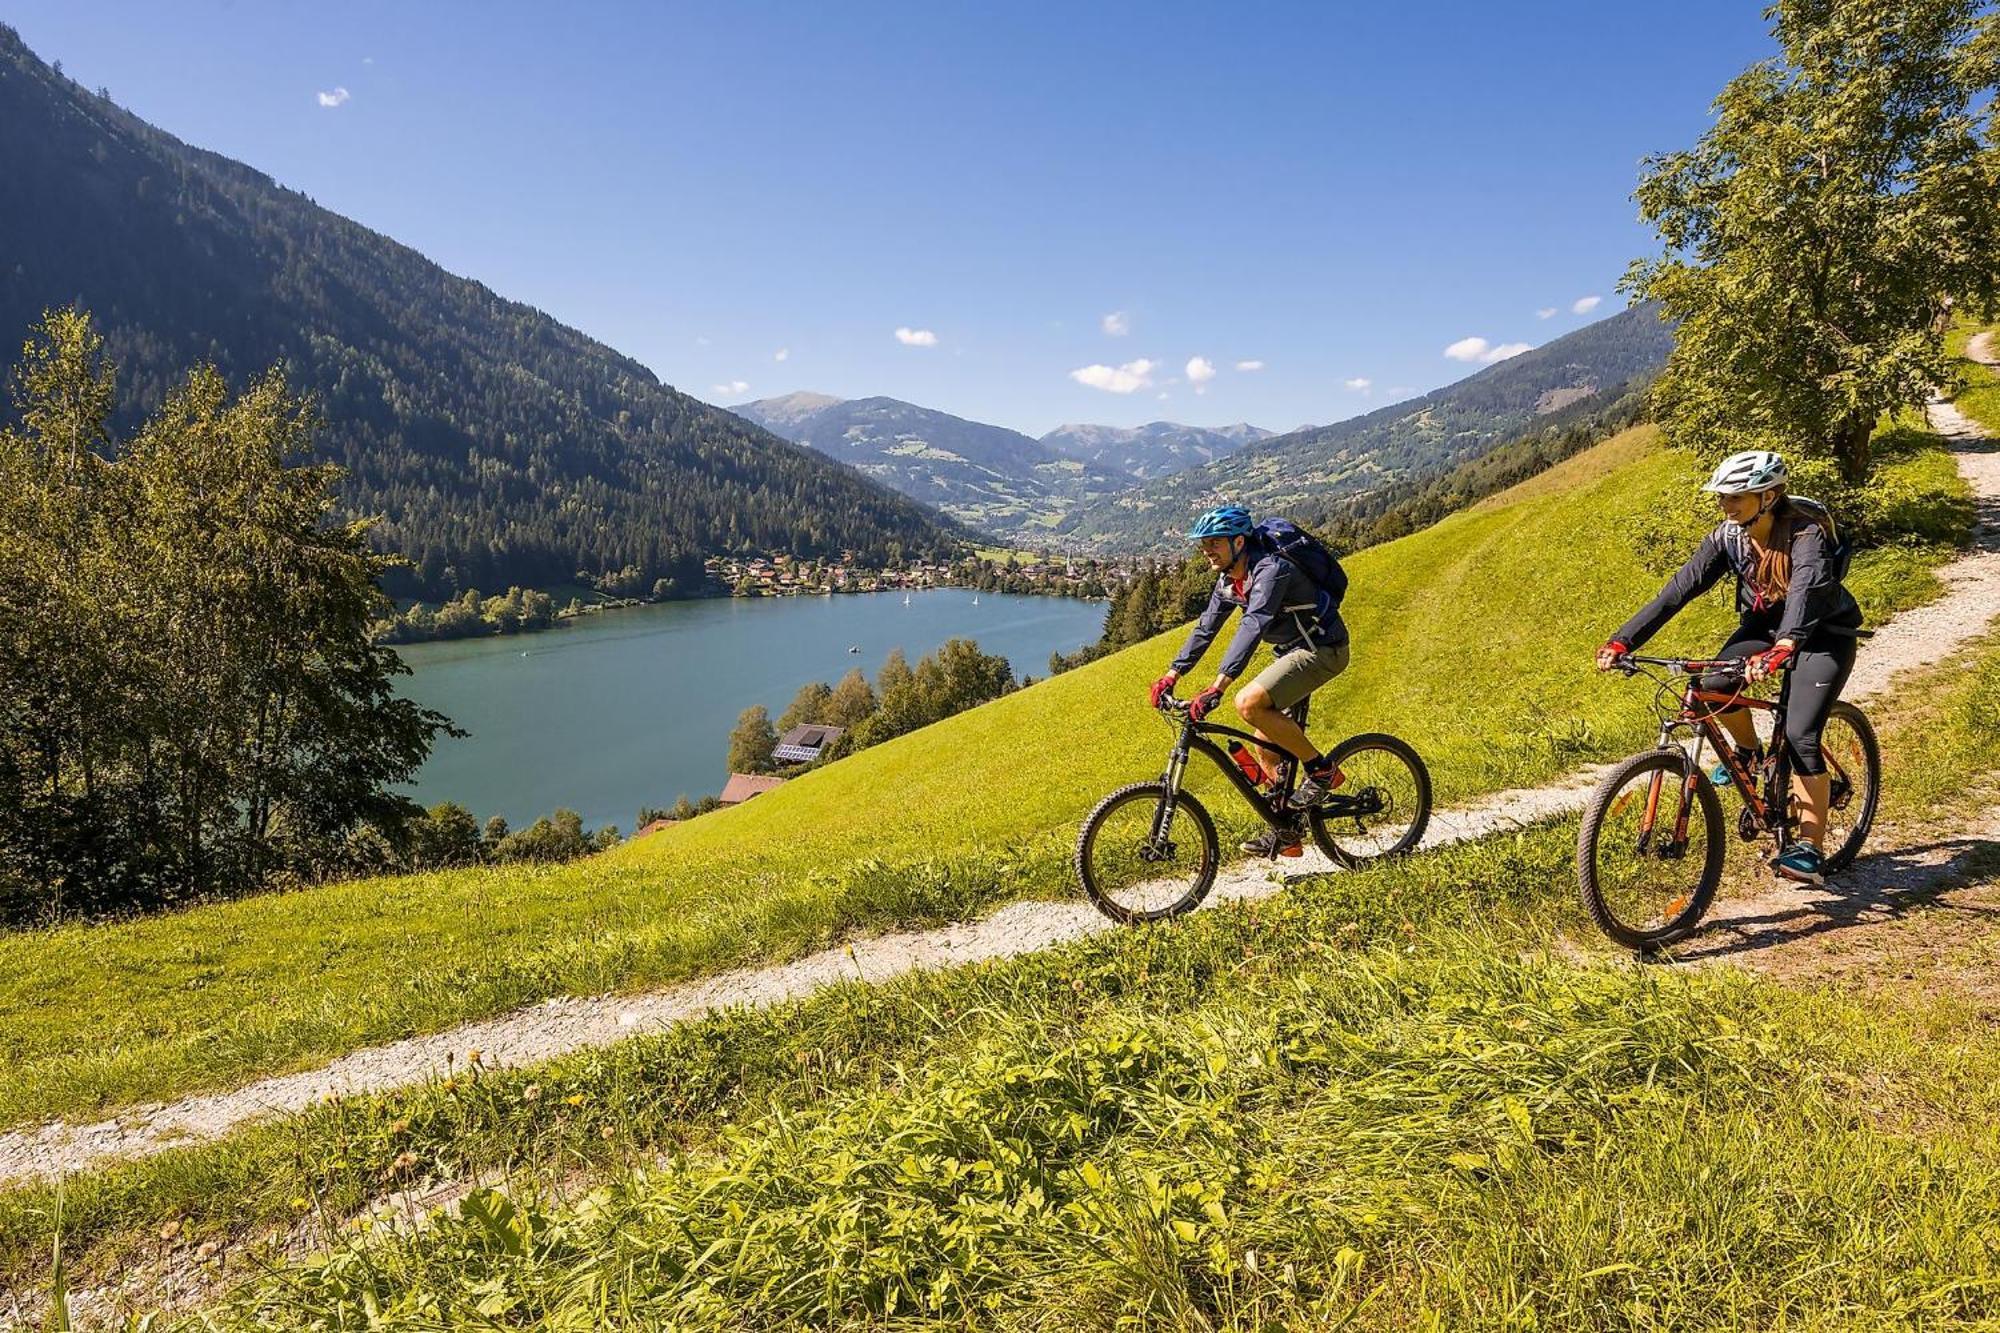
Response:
[1595,449,1862,886]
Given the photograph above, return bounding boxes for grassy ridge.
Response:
[18,612,1998,1323]
[160,633,2000,1328]
[1947,320,2000,434]
[2,459,1995,1315]
[0,425,1970,1131]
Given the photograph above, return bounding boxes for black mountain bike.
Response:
[1076,693,1432,923]
[1577,652,1880,952]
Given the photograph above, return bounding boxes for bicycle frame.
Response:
[1148,697,1385,847]
[1624,655,1859,857]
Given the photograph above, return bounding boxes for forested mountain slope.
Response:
[0,27,964,597]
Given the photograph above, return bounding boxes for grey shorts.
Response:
[1248,639,1350,712]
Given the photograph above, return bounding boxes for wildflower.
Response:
[391,1151,421,1174]
[290,1196,310,1212]
[159,1219,183,1243]
[523,1084,543,1102]
[564,1093,586,1107]
[194,1240,221,1263]
[389,1118,411,1136]
[466,1048,484,1066]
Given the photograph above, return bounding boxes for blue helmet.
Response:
[1188,505,1253,540]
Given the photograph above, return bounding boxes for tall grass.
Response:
[0,425,1971,1131]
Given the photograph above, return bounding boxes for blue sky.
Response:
[10,1,1776,436]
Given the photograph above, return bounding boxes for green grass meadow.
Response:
[11,623,2000,1325]
[0,423,1972,1133]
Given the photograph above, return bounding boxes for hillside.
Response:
[732,393,1131,539]
[0,419,1970,1141]
[0,28,964,597]
[1038,419,1272,479]
[1069,302,1676,551]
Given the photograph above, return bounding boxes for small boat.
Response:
[848,645,860,653]
[972,595,980,605]
[903,592,911,605]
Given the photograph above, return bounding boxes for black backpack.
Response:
[1249,517,1348,614]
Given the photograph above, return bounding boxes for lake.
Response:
[394,588,1105,831]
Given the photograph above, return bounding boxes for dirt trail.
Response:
[2,396,1997,1190]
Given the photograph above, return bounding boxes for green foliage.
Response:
[0,310,455,921]
[403,803,484,871]
[1625,0,2000,480]
[374,586,557,643]
[727,706,778,775]
[0,35,965,599]
[847,639,1016,751]
[490,809,617,864]
[824,668,878,729]
[776,680,835,734]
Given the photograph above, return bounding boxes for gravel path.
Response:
[2,397,1996,1189]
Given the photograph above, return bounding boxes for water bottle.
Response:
[1227,741,1267,786]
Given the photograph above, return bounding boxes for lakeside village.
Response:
[372,547,1127,644]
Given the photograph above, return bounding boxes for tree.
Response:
[405,802,483,869]
[877,649,915,699]
[777,680,834,733]
[825,668,878,728]
[1624,0,2000,482]
[0,309,455,919]
[727,705,778,774]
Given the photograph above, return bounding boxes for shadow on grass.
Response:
[1669,835,2000,964]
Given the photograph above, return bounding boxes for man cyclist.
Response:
[1149,505,1349,857]
[1595,449,1862,886]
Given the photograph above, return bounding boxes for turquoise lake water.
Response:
[394,588,1104,831]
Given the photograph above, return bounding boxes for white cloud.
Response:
[894,326,938,347]
[774,347,789,363]
[1157,392,1171,401]
[362,56,375,65]
[712,380,750,396]
[694,335,710,347]
[1536,307,1557,319]
[1185,356,1216,393]
[1572,295,1602,315]
[1101,310,1131,337]
[1235,359,1265,372]
[1069,358,1158,394]
[316,87,350,108]
[1445,336,1535,364]
[1344,377,1372,391]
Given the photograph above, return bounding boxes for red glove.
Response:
[1148,672,1178,709]
[1188,685,1225,721]
[1596,639,1630,671]
[1747,643,1793,682]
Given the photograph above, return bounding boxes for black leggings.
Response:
[1700,629,1857,776]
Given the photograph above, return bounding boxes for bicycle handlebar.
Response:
[1612,652,1788,678]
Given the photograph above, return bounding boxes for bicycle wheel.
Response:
[1577,750,1724,952]
[1306,733,1432,866]
[1076,782,1220,923]
[1819,701,1880,872]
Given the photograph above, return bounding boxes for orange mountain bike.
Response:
[1577,652,1879,952]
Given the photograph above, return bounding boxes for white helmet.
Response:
[1701,449,1788,495]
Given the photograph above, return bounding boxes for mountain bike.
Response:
[1577,652,1880,952]
[1076,692,1432,923]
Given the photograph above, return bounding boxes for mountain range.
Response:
[1063,303,1676,550]
[730,394,1272,541]
[0,27,963,598]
